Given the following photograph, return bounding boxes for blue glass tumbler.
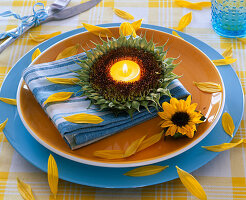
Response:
[211,0,246,38]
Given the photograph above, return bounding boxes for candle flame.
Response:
[123,64,128,74]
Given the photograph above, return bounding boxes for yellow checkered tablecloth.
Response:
[0,0,246,199]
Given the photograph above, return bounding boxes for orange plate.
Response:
[18,27,224,167]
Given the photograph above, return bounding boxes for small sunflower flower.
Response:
[158,95,204,138]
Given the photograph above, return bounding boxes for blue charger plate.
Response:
[0,23,244,188]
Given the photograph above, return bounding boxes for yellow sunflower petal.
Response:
[179,99,186,112]
[131,19,143,31]
[194,81,222,93]
[158,112,167,120]
[46,77,80,85]
[172,31,183,39]
[176,12,192,31]
[185,124,195,138]
[170,97,179,108]
[222,112,235,137]
[162,101,172,111]
[56,44,79,60]
[32,48,41,61]
[222,46,233,58]
[113,8,134,20]
[176,166,207,200]
[82,23,113,38]
[124,135,146,157]
[137,132,163,152]
[17,178,35,200]
[188,122,197,131]
[196,1,212,7]
[212,57,237,66]
[189,111,203,122]
[124,165,169,177]
[178,126,188,135]
[188,103,198,112]
[158,111,172,120]
[0,97,17,105]
[192,118,203,124]
[63,113,103,124]
[93,150,124,159]
[29,31,61,43]
[166,125,178,136]
[44,92,73,105]
[202,139,246,152]
[160,120,174,128]
[186,130,195,138]
[48,154,59,199]
[161,102,175,115]
[119,22,137,37]
[174,0,211,10]
[0,118,8,132]
[185,95,191,106]
[175,99,184,112]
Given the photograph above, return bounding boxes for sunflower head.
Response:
[158,95,205,138]
[75,34,180,116]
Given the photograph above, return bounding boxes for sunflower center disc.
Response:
[171,112,190,127]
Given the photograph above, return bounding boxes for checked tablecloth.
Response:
[0,0,246,199]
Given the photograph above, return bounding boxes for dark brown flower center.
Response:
[171,112,190,127]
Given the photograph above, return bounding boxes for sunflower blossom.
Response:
[158,95,204,138]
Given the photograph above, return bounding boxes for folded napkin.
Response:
[23,52,190,150]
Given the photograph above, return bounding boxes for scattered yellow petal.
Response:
[64,113,104,124]
[176,166,207,200]
[0,118,8,132]
[131,19,143,31]
[174,0,211,10]
[0,97,17,105]
[172,31,183,39]
[212,57,237,66]
[196,1,212,7]
[56,44,79,60]
[119,22,137,37]
[222,112,235,137]
[17,178,35,200]
[237,37,246,44]
[93,150,124,159]
[137,132,163,152]
[46,77,80,85]
[82,23,113,38]
[176,12,192,31]
[44,92,73,105]
[124,165,169,177]
[32,48,41,61]
[194,81,222,93]
[124,135,146,157]
[202,139,246,152]
[94,133,162,160]
[113,8,134,20]
[48,154,59,199]
[29,31,61,42]
[222,46,233,58]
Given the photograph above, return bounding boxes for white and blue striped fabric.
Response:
[23,52,190,150]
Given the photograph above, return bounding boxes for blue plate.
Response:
[0,24,244,188]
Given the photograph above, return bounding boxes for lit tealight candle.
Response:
[110,60,141,83]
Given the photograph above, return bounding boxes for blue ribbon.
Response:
[0,3,48,39]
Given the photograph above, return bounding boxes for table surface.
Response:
[0,0,246,199]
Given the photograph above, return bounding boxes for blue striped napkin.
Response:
[23,52,190,150]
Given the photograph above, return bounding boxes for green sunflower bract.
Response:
[75,34,179,116]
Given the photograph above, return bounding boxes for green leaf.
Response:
[132,101,140,111]
[141,101,151,113]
